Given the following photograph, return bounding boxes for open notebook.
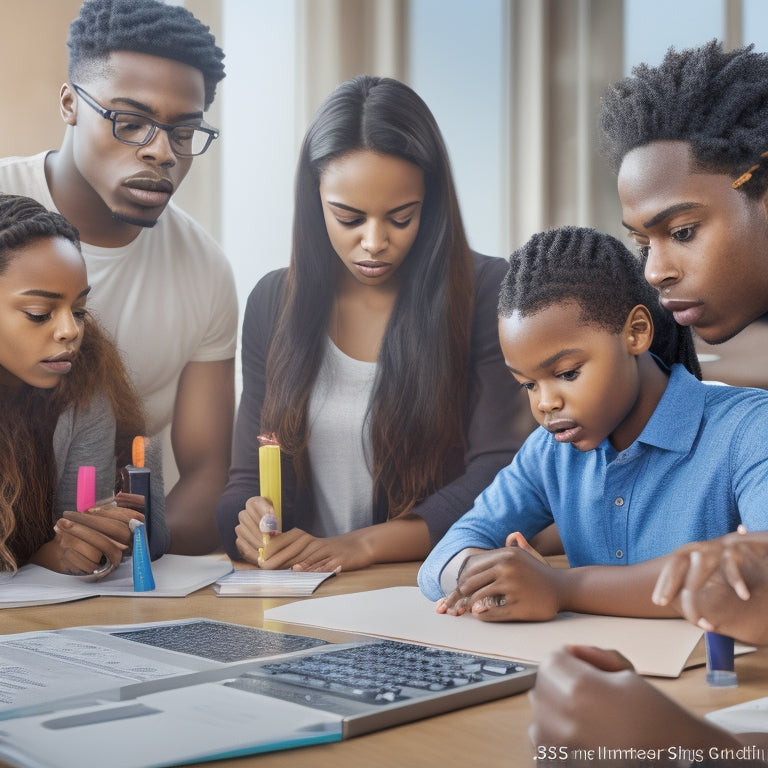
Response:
[0,618,536,768]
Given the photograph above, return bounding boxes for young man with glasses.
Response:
[0,0,237,556]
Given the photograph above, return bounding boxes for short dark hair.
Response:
[600,40,768,198]
[67,0,225,109]
[0,193,81,274]
[499,226,702,378]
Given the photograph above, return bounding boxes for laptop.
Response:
[0,618,537,768]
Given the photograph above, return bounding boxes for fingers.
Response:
[505,531,549,565]
[257,529,317,570]
[721,547,751,601]
[563,645,635,673]
[53,518,126,575]
[114,491,146,511]
[234,497,276,563]
[61,508,138,546]
[437,591,472,615]
[652,548,696,606]
[244,496,275,524]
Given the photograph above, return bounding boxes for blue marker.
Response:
[129,519,155,592]
[705,632,737,687]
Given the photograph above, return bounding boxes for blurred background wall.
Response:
[1,0,764,330]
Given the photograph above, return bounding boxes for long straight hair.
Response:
[260,76,474,517]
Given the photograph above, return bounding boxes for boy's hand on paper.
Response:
[438,547,560,621]
[652,529,768,645]
[528,644,738,751]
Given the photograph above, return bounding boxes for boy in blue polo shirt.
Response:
[419,227,768,621]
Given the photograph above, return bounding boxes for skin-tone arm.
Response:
[438,547,678,620]
[165,359,234,555]
[529,645,768,757]
[653,529,768,646]
[234,495,432,572]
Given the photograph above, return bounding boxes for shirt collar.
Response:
[633,363,706,453]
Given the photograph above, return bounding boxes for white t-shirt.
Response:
[0,152,238,435]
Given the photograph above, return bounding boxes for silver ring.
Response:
[483,594,506,608]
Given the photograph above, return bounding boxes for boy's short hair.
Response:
[499,226,701,378]
[67,0,225,110]
[600,40,768,198]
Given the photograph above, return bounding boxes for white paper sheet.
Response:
[0,555,232,608]
[264,586,704,677]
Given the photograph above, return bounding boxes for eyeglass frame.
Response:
[71,83,220,157]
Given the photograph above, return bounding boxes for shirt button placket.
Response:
[614,497,625,560]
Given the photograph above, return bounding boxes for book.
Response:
[213,568,336,596]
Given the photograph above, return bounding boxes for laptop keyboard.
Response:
[228,640,530,704]
[110,620,326,663]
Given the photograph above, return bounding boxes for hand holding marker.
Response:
[75,466,115,578]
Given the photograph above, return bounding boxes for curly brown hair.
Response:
[0,194,145,570]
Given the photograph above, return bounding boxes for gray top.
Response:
[53,392,118,515]
[306,338,378,536]
[53,393,169,559]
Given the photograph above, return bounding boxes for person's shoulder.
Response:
[472,251,509,283]
[253,267,288,294]
[245,268,288,312]
[697,378,768,434]
[0,152,49,190]
[470,252,509,306]
[0,152,46,170]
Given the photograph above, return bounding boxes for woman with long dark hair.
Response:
[216,76,533,572]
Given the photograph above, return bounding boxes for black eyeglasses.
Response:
[72,84,219,157]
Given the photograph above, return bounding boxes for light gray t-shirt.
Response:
[306,338,377,537]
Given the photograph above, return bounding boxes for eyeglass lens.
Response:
[113,114,211,156]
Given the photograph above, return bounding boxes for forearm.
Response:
[557,558,679,617]
[353,515,432,565]
[165,464,227,555]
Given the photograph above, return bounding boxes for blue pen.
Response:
[129,519,155,592]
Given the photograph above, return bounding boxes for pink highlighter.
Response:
[76,466,97,512]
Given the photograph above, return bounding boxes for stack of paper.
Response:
[214,569,336,596]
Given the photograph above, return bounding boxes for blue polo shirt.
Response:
[419,363,768,601]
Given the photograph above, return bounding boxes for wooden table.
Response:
[2,560,766,768]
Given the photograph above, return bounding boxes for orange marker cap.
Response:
[132,436,145,468]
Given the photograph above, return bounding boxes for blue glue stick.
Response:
[705,632,737,687]
[129,519,155,592]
